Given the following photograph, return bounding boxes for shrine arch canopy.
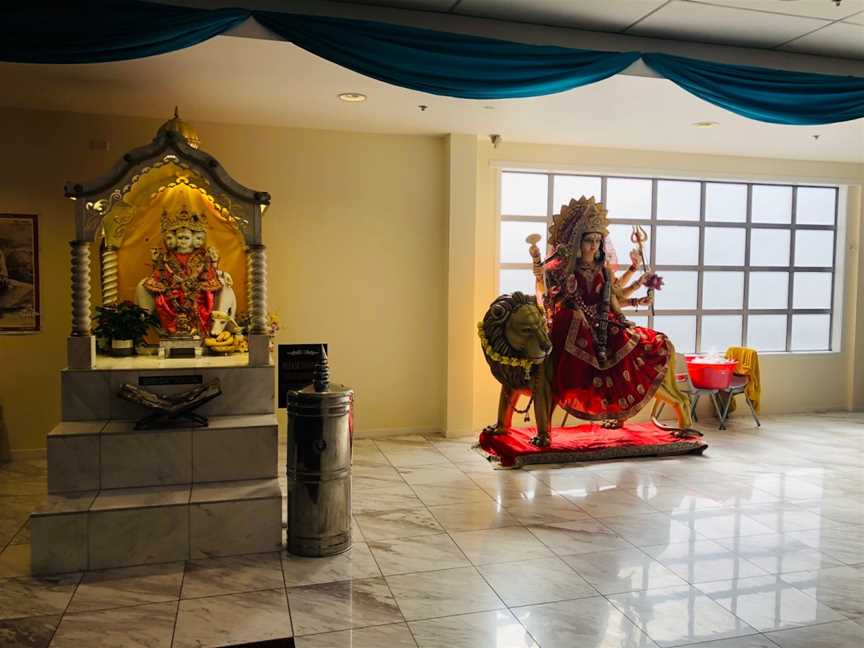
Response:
[65,111,270,247]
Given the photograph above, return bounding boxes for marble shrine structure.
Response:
[30,113,280,574]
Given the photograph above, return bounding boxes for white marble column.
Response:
[247,244,271,365]
[68,240,95,369]
[101,245,119,305]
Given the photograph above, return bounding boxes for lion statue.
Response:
[479,291,695,448]
[478,291,555,447]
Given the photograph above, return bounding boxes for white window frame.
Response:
[496,169,843,354]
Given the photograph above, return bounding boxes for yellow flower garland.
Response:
[477,323,546,380]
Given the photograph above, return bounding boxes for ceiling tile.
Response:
[339,0,457,10]
[699,0,864,21]
[455,0,668,32]
[781,21,864,58]
[628,0,830,47]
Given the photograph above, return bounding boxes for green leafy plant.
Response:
[94,301,159,344]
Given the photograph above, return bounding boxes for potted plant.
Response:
[94,301,158,356]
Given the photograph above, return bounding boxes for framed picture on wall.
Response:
[0,214,40,332]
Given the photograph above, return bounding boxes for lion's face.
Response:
[505,303,552,360]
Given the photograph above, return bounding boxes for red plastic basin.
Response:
[685,355,737,389]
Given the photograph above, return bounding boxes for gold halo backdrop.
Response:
[114,183,248,323]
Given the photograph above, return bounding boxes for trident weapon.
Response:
[630,225,654,316]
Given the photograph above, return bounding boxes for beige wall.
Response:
[465,140,864,432]
[0,108,448,452]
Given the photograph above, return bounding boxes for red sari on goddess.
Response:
[551,268,673,421]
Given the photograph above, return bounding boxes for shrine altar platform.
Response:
[479,421,708,468]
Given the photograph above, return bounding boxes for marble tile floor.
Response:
[0,412,862,647]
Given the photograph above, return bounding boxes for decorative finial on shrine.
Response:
[156,107,201,149]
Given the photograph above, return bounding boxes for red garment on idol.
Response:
[551,268,671,421]
[145,250,221,336]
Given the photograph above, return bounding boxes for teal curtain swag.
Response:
[2,1,862,125]
[254,11,640,99]
[643,53,864,125]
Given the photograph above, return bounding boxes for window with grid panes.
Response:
[498,171,839,353]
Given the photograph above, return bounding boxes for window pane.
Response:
[653,316,696,354]
[499,269,534,296]
[705,183,746,222]
[701,315,742,353]
[501,172,547,216]
[748,272,789,309]
[748,315,787,352]
[704,227,745,266]
[796,187,836,225]
[554,175,601,211]
[653,271,697,309]
[752,185,792,223]
[750,229,790,266]
[702,271,744,309]
[656,226,699,265]
[607,223,651,266]
[791,314,830,351]
[657,180,700,221]
[793,272,832,309]
[606,178,651,219]
[500,221,546,264]
[794,230,834,267]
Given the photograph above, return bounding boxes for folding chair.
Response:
[716,346,762,429]
[655,354,726,425]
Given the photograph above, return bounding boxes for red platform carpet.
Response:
[478,422,707,468]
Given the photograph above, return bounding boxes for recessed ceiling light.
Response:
[338,93,367,103]
[692,121,719,128]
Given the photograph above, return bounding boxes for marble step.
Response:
[31,479,283,575]
[47,414,278,492]
[61,362,275,421]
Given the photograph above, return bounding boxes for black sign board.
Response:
[139,374,204,387]
[277,344,328,408]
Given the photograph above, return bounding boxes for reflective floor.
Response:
[0,412,862,647]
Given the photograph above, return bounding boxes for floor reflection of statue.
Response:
[142,207,222,337]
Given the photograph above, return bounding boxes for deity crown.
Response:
[160,206,207,233]
[549,195,609,254]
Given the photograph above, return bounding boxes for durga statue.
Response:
[136,206,235,341]
[479,196,694,447]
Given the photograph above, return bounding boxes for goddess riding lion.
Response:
[479,196,694,447]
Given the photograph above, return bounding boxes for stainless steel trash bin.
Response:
[285,367,353,557]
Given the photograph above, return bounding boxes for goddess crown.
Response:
[548,196,609,255]
[160,206,207,233]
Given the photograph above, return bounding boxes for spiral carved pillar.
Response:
[247,244,270,365]
[101,245,119,306]
[68,240,95,369]
[70,241,92,336]
[247,244,268,335]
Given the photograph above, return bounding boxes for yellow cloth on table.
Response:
[724,346,761,413]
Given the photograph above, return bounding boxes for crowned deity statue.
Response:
[142,206,223,337]
[533,196,689,431]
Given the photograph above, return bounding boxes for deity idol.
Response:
[143,207,222,336]
[540,197,689,429]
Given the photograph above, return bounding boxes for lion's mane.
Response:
[481,291,537,389]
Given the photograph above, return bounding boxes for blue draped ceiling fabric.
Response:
[0,1,249,64]
[643,53,864,126]
[2,1,862,125]
[254,11,640,99]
